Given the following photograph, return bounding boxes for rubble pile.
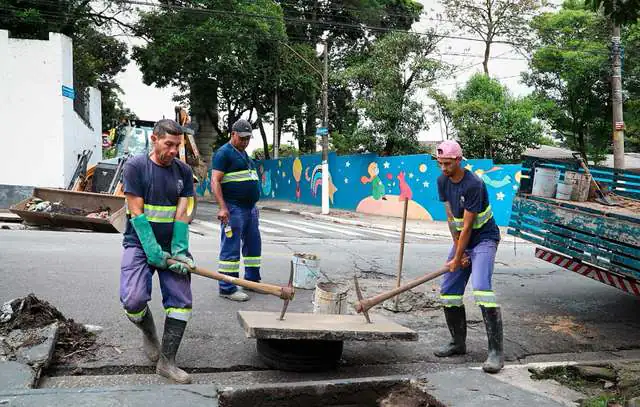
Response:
[25,198,110,219]
[1,294,96,362]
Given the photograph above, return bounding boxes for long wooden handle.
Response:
[355,266,449,314]
[167,260,294,300]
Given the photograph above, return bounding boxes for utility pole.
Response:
[321,41,330,215]
[273,88,279,159]
[611,2,625,168]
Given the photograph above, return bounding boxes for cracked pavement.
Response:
[1,202,639,388]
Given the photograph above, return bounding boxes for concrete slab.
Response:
[0,361,35,390]
[7,323,58,370]
[237,311,417,341]
[0,384,218,406]
[425,368,566,407]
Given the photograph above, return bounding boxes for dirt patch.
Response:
[0,294,96,363]
[538,315,597,341]
[378,383,445,407]
[530,362,640,406]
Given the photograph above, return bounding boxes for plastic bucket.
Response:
[555,182,574,200]
[292,254,320,289]
[564,171,590,202]
[532,167,560,198]
[312,282,349,315]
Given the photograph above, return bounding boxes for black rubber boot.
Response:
[434,306,467,357]
[129,307,160,363]
[480,306,504,373]
[156,317,191,384]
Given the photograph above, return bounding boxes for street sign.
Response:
[615,121,625,130]
[316,127,328,136]
[61,85,75,100]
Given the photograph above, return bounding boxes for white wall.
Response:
[0,30,101,188]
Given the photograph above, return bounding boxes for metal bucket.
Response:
[292,253,320,289]
[564,171,590,202]
[532,167,560,198]
[555,182,574,200]
[312,282,349,315]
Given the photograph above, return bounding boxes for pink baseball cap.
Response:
[436,140,463,159]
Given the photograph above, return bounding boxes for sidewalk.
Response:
[199,198,517,240]
[0,365,575,406]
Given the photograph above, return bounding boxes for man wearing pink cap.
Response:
[434,139,504,373]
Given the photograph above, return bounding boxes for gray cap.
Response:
[232,119,253,138]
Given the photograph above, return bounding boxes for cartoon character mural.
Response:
[397,171,412,201]
[357,162,432,220]
[259,164,272,197]
[292,157,302,200]
[360,162,386,200]
[305,164,338,204]
[474,167,512,188]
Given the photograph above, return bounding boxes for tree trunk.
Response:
[483,40,491,75]
[257,116,270,159]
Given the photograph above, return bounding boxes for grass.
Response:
[530,366,628,407]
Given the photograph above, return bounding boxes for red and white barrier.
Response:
[535,247,640,296]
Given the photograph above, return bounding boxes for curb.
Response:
[257,205,452,238]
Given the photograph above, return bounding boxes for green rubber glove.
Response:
[169,220,195,275]
[130,214,170,269]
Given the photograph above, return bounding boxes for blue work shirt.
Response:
[122,154,194,251]
[438,170,500,248]
[211,143,260,208]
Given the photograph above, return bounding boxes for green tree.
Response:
[339,31,446,155]
[524,1,612,159]
[587,0,640,25]
[444,74,543,163]
[252,144,298,160]
[441,0,546,75]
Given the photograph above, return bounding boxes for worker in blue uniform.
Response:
[210,119,262,302]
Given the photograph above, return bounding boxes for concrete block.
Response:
[7,322,58,370]
[0,361,35,389]
[238,311,417,341]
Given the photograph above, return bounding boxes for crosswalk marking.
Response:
[258,225,283,234]
[259,218,325,235]
[193,219,282,234]
[335,224,400,238]
[289,220,363,236]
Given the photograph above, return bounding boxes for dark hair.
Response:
[153,119,182,138]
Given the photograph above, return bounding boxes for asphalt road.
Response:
[1,204,639,388]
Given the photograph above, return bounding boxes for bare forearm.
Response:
[211,180,227,210]
[175,197,190,223]
[454,227,472,261]
[444,202,460,243]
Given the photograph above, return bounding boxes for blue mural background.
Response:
[203,152,522,226]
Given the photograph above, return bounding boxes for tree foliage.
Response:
[339,31,446,156]
[441,0,546,74]
[436,74,543,163]
[524,1,613,160]
[587,0,640,25]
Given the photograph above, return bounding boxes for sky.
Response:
[114,0,562,154]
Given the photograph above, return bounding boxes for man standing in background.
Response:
[210,119,262,302]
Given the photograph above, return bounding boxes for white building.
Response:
[0,30,101,205]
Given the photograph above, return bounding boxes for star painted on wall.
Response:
[409,172,414,179]
[345,161,351,168]
[288,179,291,184]
[282,172,286,178]
[496,192,505,201]
[272,191,275,198]
[513,185,519,191]
[464,164,473,171]
[423,181,430,188]
[275,183,279,189]
[344,177,349,184]
[383,161,390,169]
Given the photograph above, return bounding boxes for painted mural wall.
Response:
[198,151,522,226]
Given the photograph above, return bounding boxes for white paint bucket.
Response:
[312,282,349,315]
[564,171,590,202]
[532,167,560,198]
[292,253,320,289]
[555,182,574,200]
